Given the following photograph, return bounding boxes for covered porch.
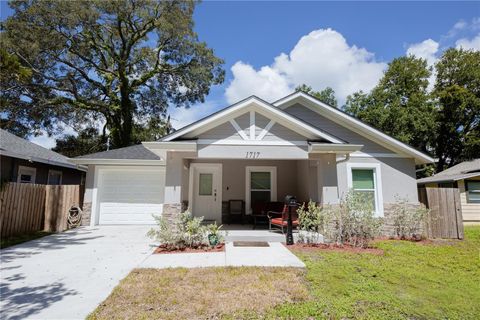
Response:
[183,158,319,229]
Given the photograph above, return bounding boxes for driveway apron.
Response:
[0,226,153,320]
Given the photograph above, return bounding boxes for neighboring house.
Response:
[71,92,434,229]
[0,129,86,185]
[418,159,480,224]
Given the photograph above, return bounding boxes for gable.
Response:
[196,111,314,143]
[285,103,391,153]
[164,97,343,144]
[274,92,434,164]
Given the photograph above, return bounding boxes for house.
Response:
[0,129,86,185]
[71,92,434,230]
[418,159,480,224]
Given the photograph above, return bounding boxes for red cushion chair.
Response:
[267,204,299,233]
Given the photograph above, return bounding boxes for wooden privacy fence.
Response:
[0,183,83,239]
[418,186,464,239]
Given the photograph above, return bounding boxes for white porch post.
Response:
[164,151,185,219]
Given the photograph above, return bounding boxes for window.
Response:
[245,166,277,214]
[251,172,271,205]
[199,173,213,195]
[351,169,376,211]
[466,180,480,203]
[347,163,383,217]
[17,166,36,184]
[48,170,63,185]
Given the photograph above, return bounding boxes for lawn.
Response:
[0,231,52,249]
[88,267,309,320]
[89,226,480,319]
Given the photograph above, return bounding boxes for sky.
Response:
[1,1,479,149]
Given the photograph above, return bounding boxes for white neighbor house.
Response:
[71,92,434,229]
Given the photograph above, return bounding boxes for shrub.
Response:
[327,191,383,248]
[297,201,330,244]
[206,222,224,246]
[148,211,219,250]
[391,197,430,240]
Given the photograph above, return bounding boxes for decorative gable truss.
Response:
[229,111,281,141]
[163,96,344,145]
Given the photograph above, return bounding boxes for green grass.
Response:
[88,227,480,319]
[0,231,52,249]
[270,226,480,319]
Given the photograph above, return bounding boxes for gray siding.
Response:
[285,103,392,153]
[235,113,250,137]
[255,113,270,137]
[0,155,84,185]
[264,122,306,141]
[197,122,242,140]
[337,157,418,203]
[196,111,309,142]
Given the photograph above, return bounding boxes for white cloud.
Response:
[28,124,82,150]
[225,62,291,104]
[225,28,387,105]
[406,39,439,65]
[455,34,480,50]
[406,39,440,90]
[168,100,223,130]
[29,134,57,149]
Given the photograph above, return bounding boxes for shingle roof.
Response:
[0,129,79,169]
[75,144,161,160]
[417,159,480,184]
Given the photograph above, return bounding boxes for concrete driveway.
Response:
[0,226,154,320]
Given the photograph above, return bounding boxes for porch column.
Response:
[164,151,185,220]
[317,154,339,204]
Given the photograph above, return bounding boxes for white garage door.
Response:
[97,167,165,225]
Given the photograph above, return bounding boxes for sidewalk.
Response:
[139,242,305,268]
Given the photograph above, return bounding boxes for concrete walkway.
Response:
[1,226,304,320]
[140,242,305,268]
[0,226,154,320]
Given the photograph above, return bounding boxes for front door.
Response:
[190,164,222,222]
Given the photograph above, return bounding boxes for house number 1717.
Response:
[245,152,260,159]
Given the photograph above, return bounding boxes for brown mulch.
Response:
[153,243,225,254]
[286,243,384,255]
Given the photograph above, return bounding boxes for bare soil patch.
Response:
[286,243,384,255]
[88,267,309,320]
[153,243,225,254]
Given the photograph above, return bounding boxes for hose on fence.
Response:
[67,206,83,229]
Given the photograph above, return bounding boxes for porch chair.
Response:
[267,204,299,233]
[228,199,244,224]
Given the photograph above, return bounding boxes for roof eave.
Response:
[309,143,364,154]
[1,150,87,171]
[142,141,197,152]
[274,91,435,165]
[69,158,165,166]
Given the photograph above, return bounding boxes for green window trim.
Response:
[465,180,480,204]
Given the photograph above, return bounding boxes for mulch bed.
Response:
[153,243,225,254]
[286,243,384,255]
